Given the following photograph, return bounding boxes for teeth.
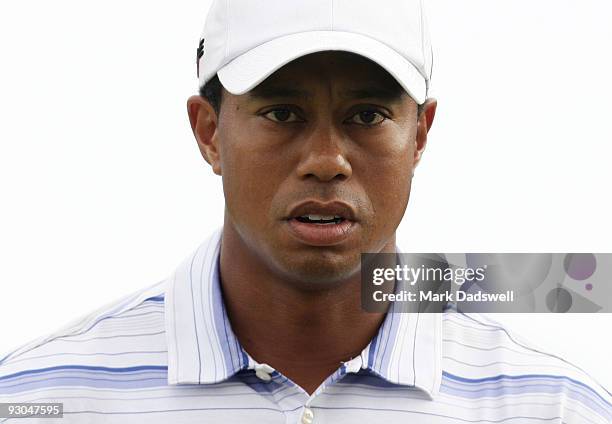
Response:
[301,215,341,221]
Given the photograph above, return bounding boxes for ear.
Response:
[187,95,222,175]
[413,98,437,169]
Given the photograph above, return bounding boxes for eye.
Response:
[262,108,303,123]
[347,110,387,126]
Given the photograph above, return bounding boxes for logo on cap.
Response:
[196,38,205,77]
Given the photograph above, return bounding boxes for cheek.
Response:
[356,130,415,229]
[217,128,288,232]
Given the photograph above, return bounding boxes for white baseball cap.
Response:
[197,0,433,104]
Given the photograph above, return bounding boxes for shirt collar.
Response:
[358,293,442,398]
[164,228,442,398]
[165,228,248,385]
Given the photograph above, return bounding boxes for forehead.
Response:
[246,51,407,101]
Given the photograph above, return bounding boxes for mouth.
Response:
[284,201,357,246]
[294,214,346,225]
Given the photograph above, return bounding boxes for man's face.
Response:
[191,52,435,288]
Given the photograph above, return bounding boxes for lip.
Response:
[284,200,358,247]
[286,200,357,222]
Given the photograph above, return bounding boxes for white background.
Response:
[0,1,610,389]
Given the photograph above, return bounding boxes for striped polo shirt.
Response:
[1,228,610,423]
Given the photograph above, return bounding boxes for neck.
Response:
[219,221,395,395]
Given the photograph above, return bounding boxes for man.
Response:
[1,0,610,423]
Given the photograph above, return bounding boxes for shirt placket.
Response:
[262,355,364,424]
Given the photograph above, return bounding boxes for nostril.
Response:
[296,151,352,182]
[303,172,349,183]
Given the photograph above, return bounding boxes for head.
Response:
[188,51,436,289]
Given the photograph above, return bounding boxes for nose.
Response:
[295,124,352,182]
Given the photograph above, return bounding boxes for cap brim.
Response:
[216,31,427,104]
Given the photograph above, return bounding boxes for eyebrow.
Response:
[248,86,312,101]
[247,85,406,102]
[341,87,405,102]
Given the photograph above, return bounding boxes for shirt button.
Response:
[301,407,314,424]
[254,363,274,382]
[344,356,362,374]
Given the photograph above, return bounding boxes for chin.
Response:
[272,248,362,290]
